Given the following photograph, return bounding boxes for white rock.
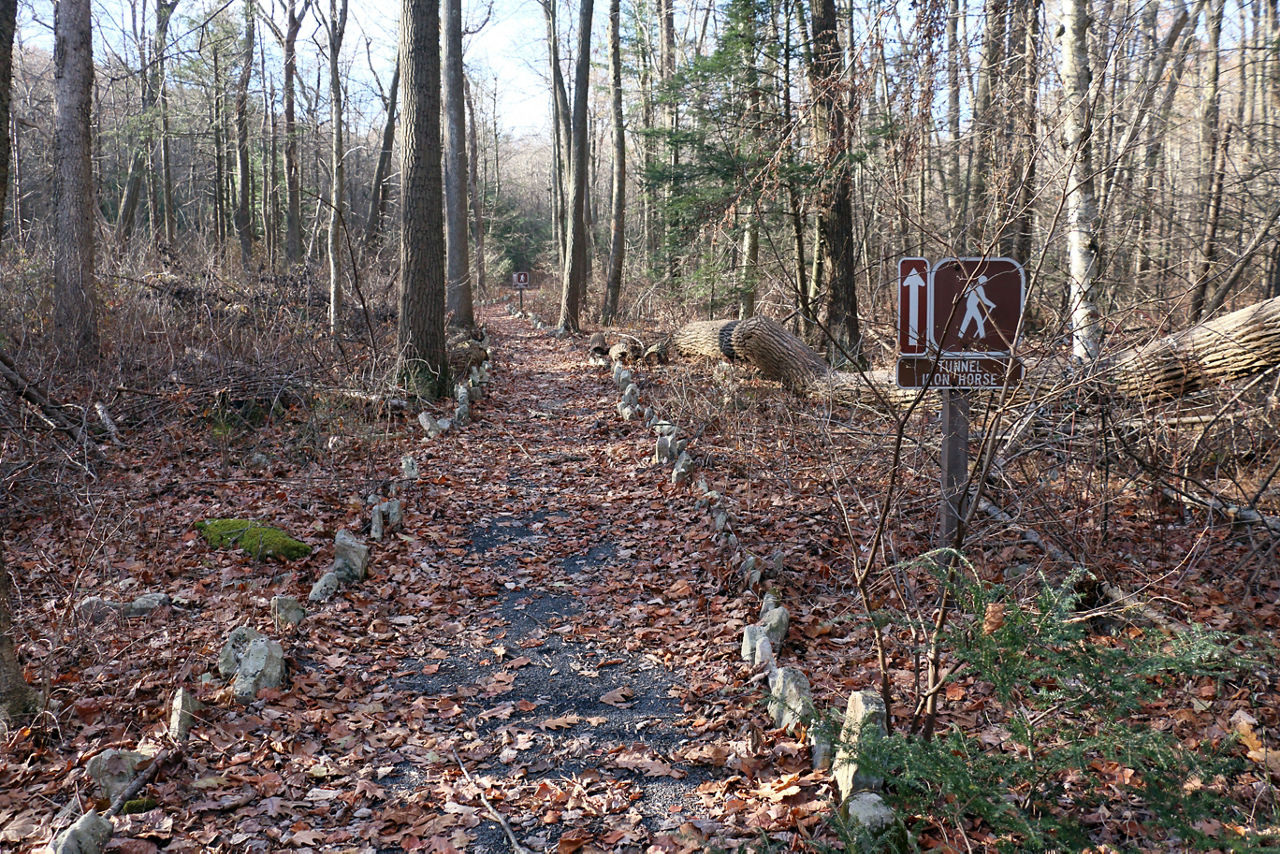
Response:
[767,666,815,732]
[370,506,384,541]
[760,606,789,648]
[614,368,633,391]
[50,810,112,854]
[123,592,171,618]
[839,791,895,833]
[754,635,777,676]
[232,636,286,704]
[270,595,306,628]
[671,452,693,485]
[621,383,640,407]
[759,591,778,618]
[400,454,420,480]
[741,624,766,663]
[217,626,262,679]
[309,571,342,602]
[168,687,203,741]
[333,530,369,583]
[382,498,403,528]
[652,420,678,437]
[833,689,888,799]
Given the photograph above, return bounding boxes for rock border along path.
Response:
[356,312,778,852]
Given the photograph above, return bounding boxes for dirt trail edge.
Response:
[283,312,828,853]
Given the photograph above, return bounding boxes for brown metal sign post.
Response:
[896,257,1025,549]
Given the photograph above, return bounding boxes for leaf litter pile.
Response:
[4,306,1280,852]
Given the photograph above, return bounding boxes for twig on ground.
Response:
[453,749,533,854]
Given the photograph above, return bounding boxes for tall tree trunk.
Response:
[542,0,572,267]
[0,0,14,243]
[158,0,176,246]
[1060,0,1100,361]
[212,50,225,243]
[53,0,98,360]
[966,0,1007,246]
[443,0,473,328]
[263,0,311,266]
[1190,0,1225,321]
[364,60,398,251]
[326,0,348,334]
[233,0,255,271]
[465,77,487,299]
[557,0,594,333]
[117,0,177,244]
[600,0,624,324]
[809,0,861,364]
[398,0,448,394]
[658,0,677,283]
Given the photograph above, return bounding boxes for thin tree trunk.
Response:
[364,60,398,251]
[601,0,624,324]
[1190,0,1225,321]
[326,0,348,334]
[263,0,311,266]
[1059,0,1100,362]
[443,0,473,327]
[233,0,255,271]
[542,0,572,267]
[53,0,98,360]
[558,0,594,333]
[465,77,487,299]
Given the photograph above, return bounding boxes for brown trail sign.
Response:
[896,256,1026,549]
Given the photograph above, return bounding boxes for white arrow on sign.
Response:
[903,264,927,347]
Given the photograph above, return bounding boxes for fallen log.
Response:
[673,296,1280,408]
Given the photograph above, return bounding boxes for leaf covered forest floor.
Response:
[4,304,1280,852]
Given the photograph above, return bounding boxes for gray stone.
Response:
[839,791,895,833]
[218,626,263,679]
[86,749,149,803]
[767,666,815,732]
[671,452,693,486]
[247,452,271,470]
[400,454,420,480]
[653,436,673,465]
[614,368,633,391]
[617,402,638,421]
[455,400,471,427]
[232,636,286,704]
[621,383,640,407]
[759,591,778,618]
[332,530,369,583]
[370,505,384,541]
[382,498,403,528]
[309,571,342,602]
[712,510,729,531]
[652,420,678,437]
[123,592,171,618]
[810,723,834,771]
[77,596,125,624]
[754,635,776,676]
[833,689,888,799]
[270,595,306,629]
[760,606,789,649]
[741,625,766,663]
[50,810,112,854]
[418,411,450,439]
[168,687,203,741]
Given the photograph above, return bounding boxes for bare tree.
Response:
[364,58,398,252]
[600,0,624,325]
[557,0,594,332]
[465,76,487,299]
[1059,0,1100,361]
[53,0,98,359]
[324,0,348,334]
[398,0,448,393]
[233,0,256,270]
[443,0,474,327]
[261,0,313,266]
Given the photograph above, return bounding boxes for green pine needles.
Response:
[846,562,1268,851]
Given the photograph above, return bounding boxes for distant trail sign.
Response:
[896,256,1025,390]
[511,271,532,289]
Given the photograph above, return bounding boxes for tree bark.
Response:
[262,0,311,266]
[557,0,594,333]
[808,0,862,364]
[233,0,256,271]
[465,77,487,300]
[364,60,398,251]
[443,0,474,328]
[1059,0,1100,362]
[326,0,348,334]
[0,0,15,241]
[53,0,98,360]
[600,0,624,325]
[397,0,448,395]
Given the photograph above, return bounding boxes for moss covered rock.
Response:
[196,518,311,561]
